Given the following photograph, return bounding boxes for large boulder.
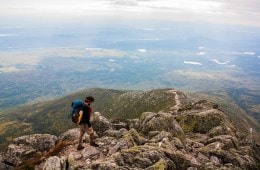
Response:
[13,134,57,152]
[91,112,114,136]
[205,135,239,150]
[176,109,232,134]
[3,134,57,166]
[113,145,176,169]
[38,156,67,170]
[58,128,79,143]
[0,152,14,170]
[139,112,185,139]
[198,145,257,169]
[175,100,236,136]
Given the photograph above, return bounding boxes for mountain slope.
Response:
[0,88,259,152]
[0,88,178,150]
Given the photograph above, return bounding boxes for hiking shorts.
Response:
[79,124,94,135]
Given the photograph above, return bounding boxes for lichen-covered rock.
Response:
[42,156,63,170]
[3,134,57,166]
[104,128,128,139]
[114,145,173,169]
[90,161,120,170]
[127,118,140,130]
[0,152,14,170]
[149,131,173,143]
[128,128,147,145]
[91,112,114,136]
[145,159,176,170]
[67,152,82,169]
[194,100,218,109]
[3,144,36,166]
[58,128,79,143]
[205,135,239,150]
[171,137,184,149]
[198,147,257,169]
[164,150,193,169]
[176,109,228,134]
[208,125,236,137]
[13,134,57,152]
[175,100,237,137]
[139,112,185,139]
[35,156,67,170]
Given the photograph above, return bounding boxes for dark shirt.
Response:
[79,104,92,127]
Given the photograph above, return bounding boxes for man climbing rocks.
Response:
[77,96,99,150]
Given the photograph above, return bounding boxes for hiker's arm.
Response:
[77,111,83,124]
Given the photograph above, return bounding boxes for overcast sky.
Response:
[0,0,260,27]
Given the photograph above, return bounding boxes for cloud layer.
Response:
[0,0,259,27]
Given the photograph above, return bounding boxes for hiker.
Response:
[77,96,99,150]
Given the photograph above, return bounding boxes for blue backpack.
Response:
[70,99,83,123]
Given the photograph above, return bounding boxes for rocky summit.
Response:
[0,90,259,170]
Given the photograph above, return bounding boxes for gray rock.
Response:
[128,128,147,145]
[3,144,37,166]
[3,134,57,166]
[196,152,209,164]
[104,128,128,139]
[0,153,15,170]
[42,156,62,170]
[91,161,120,170]
[210,156,221,166]
[115,145,166,168]
[127,118,140,130]
[13,134,57,152]
[208,125,236,137]
[176,109,226,134]
[139,112,185,139]
[58,128,79,143]
[205,135,239,150]
[0,162,15,170]
[91,112,114,136]
[150,131,172,143]
[171,137,184,149]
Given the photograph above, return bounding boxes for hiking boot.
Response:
[77,145,84,150]
[90,142,99,147]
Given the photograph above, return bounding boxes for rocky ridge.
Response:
[0,89,259,170]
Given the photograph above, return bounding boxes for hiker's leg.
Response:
[90,132,95,142]
[78,124,86,146]
[87,127,99,147]
[86,127,94,140]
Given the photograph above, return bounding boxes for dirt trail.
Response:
[168,89,182,112]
